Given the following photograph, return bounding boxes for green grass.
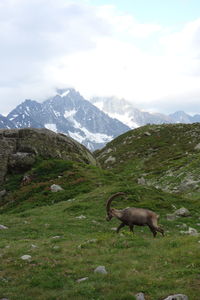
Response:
[0,197,199,300]
[1,125,200,300]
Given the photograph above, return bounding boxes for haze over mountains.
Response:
[1,88,200,150]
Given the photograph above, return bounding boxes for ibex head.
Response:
[106,192,126,221]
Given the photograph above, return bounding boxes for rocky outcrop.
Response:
[0,128,97,183]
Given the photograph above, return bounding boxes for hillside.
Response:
[95,123,200,198]
[0,125,200,300]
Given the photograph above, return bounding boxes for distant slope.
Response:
[95,123,200,197]
[90,96,200,128]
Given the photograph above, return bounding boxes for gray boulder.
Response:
[0,128,97,183]
[174,207,191,217]
[135,292,145,300]
[50,184,64,192]
[163,294,188,300]
[94,266,107,274]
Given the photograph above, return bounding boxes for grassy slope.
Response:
[0,125,200,299]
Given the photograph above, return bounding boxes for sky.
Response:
[1,0,200,115]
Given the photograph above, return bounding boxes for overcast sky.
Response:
[1,0,200,115]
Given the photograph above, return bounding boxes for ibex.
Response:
[106,192,164,237]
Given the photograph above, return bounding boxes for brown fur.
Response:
[106,192,164,237]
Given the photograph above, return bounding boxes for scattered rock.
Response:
[92,220,100,225]
[53,246,60,249]
[176,223,187,229]
[194,143,200,150]
[163,294,188,300]
[21,255,32,261]
[94,266,107,274]
[21,174,33,186]
[0,224,8,230]
[137,177,146,185]
[67,198,75,202]
[104,156,116,164]
[52,236,61,239]
[31,244,38,248]
[111,227,117,231]
[180,227,199,236]
[174,207,191,217]
[0,189,6,197]
[76,215,86,219]
[144,131,151,136]
[166,214,177,221]
[50,184,64,192]
[135,292,145,300]
[76,277,89,283]
[78,239,97,248]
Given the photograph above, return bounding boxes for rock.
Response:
[144,131,151,136]
[163,294,188,300]
[52,236,61,239]
[21,174,33,186]
[78,239,97,248]
[166,214,177,221]
[94,266,107,274]
[0,189,6,197]
[50,184,64,192]
[194,143,200,150]
[21,255,32,261]
[76,215,86,219]
[180,227,199,236]
[104,156,116,164]
[0,128,97,184]
[76,277,89,283]
[174,207,191,217]
[137,177,146,185]
[135,292,145,300]
[0,224,8,230]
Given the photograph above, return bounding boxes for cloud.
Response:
[1,1,200,115]
[0,0,110,113]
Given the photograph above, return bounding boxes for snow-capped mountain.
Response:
[5,89,130,150]
[2,90,200,150]
[0,114,16,129]
[90,97,200,128]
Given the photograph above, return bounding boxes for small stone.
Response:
[180,227,199,236]
[174,207,191,217]
[76,215,86,219]
[135,292,145,300]
[31,244,38,248]
[0,189,6,197]
[111,227,117,231]
[76,277,89,283]
[0,224,8,230]
[21,255,32,261]
[163,294,188,300]
[53,246,60,249]
[188,227,199,236]
[94,266,107,274]
[50,184,64,192]
[52,236,61,239]
[137,177,146,185]
[166,214,177,221]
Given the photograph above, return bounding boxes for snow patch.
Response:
[59,90,70,97]
[45,123,58,132]
[108,112,139,128]
[64,109,77,119]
